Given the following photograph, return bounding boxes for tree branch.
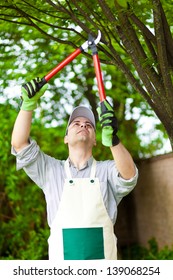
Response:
[129,13,158,68]
[153,0,173,114]
[113,3,170,113]
[159,1,173,68]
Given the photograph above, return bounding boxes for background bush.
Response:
[121,238,173,260]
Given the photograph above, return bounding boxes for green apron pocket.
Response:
[63,227,104,260]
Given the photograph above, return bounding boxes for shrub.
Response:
[121,238,173,260]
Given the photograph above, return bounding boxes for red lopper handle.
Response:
[92,53,106,102]
[22,48,83,95]
[44,48,82,82]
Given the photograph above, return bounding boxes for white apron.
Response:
[48,159,117,260]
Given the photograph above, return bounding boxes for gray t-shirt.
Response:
[12,139,138,227]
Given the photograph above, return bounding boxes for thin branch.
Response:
[69,0,108,44]
[130,13,156,44]
[1,12,70,31]
[0,213,15,221]
[20,0,60,18]
[115,15,162,96]
[0,4,82,41]
[1,6,78,47]
[129,13,158,68]
[97,0,115,22]
[0,16,31,26]
[62,1,95,38]
[159,1,173,67]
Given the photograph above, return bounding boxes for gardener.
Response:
[11,79,138,260]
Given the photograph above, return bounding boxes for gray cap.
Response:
[66,106,96,134]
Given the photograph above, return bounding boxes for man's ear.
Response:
[64,135,68,144]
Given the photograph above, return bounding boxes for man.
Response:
[11,78,138,260]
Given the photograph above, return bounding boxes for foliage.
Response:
[0,0,172,153]
[0,103,48,259]
[0,103,71,259]
[121,238,173,260]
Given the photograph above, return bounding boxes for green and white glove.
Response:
[21,77,48,111]
[97,99,120,147]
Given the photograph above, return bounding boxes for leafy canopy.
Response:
[1,0,170,157]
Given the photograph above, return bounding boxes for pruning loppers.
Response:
[23,30,106,102]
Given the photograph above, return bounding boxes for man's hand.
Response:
[21,78,48,111]
[97,99,120,147]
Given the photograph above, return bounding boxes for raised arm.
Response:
[110,143,136,179]
[97,99,136,180]
[11,110,33,152]
[11,78,47,152]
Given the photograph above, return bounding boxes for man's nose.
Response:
[80,123,87,128]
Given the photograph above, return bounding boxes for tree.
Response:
[0,0,172,150]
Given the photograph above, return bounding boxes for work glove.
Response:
[97,99,120,147]
[21,77,48,111]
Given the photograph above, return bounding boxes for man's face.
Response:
[64,117,96,147]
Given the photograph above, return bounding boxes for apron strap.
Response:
[90,159,96,178]
[64,160,72,179]
[64,158,96,179]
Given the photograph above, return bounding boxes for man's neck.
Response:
[68,147,92,170]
